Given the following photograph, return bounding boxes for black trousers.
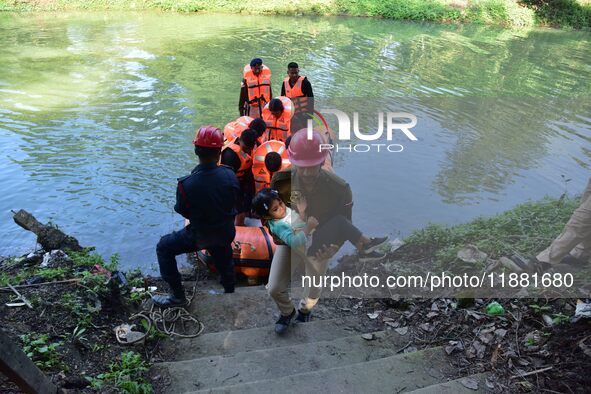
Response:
[307,215,362,256]
[237,175,255,214]
[156,227,235,293]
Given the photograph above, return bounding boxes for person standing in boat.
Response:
[152,126,240,307]
[221,128,258,226]
[239,58,272,119]
[281,62,314,132]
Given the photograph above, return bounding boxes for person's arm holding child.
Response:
[296,196,318,236]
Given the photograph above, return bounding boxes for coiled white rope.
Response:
[116,282,204,344]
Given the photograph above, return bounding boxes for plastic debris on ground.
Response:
[486,301,505,316]
[457,245,488,264]
[114,323,146,345]
[573,300,591,322]
[131,286,157,293]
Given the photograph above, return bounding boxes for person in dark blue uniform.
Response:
[152,125,240,307]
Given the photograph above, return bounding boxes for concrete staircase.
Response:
[152,285,488,393]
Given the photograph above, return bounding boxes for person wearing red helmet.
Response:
[267,129,388,333]
[152,126,240,307]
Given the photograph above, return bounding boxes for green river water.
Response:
[0,12,589,271]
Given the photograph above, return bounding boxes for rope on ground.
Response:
[116,282,204,344]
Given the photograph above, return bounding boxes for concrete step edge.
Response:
[186,346,451,394]
[159,317,365,360]
[156,329,392,368]
[156,330,410,392]
[405,372,490,393]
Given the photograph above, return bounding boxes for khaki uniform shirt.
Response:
[270,167,353,225]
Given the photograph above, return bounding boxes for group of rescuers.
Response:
[152,58,389,334]
[152,58,591,334]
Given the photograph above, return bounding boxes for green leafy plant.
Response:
[60,292,101,328]
[69,249,105,268]
[122,270,147,303]
[129,290,146,303]
[33,267,68,281]
[90,351,152,394]
[77,270,110,297]
[0,270,29,286]
[105,253,120,272]
[20,334,66,371]
[70,325,88,343]
[92,343,107,352]
[127,269,145,288]
[529,304,552,315]
[552,313,570,325]
[140,319,167,341]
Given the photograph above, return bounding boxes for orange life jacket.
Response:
[223,116,254,145]
[222,138,252,179]
[261,96,293,143]
[283,76,309,114]
[252,140,291,193]
[243,64,272,107]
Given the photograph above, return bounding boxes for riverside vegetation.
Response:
[0,194,589,392]
[0,248,157,393]
[0,0,590,29]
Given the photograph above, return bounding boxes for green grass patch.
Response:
[90,351,152,394]
[405,196,579,268]
[0,270,29,287]
[33,267,69,281]
[20,333,67,371]
[68,248,108,268]
[467,0,536,26]
[2,0,588,29]
[520,0,591,29]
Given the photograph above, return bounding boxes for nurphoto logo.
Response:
[307,109,418,153]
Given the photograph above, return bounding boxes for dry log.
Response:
[12,209,83,251]
[0,328,58,394]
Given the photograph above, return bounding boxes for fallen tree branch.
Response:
[511,366,553,379]
[396,341,413,354]
[12,209,83,252]
[0,278,81,292]
[7,284,32,309]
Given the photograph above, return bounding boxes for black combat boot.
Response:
[275,309,296,334]
[295,309,311,323]
[152,284,187,308]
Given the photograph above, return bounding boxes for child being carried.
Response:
[252,188,388,261]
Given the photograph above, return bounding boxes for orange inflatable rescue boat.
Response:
[197,223,276,284]
[196,111,334,284]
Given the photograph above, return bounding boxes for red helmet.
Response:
[193,125,223,148]
[288,129,328,167]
